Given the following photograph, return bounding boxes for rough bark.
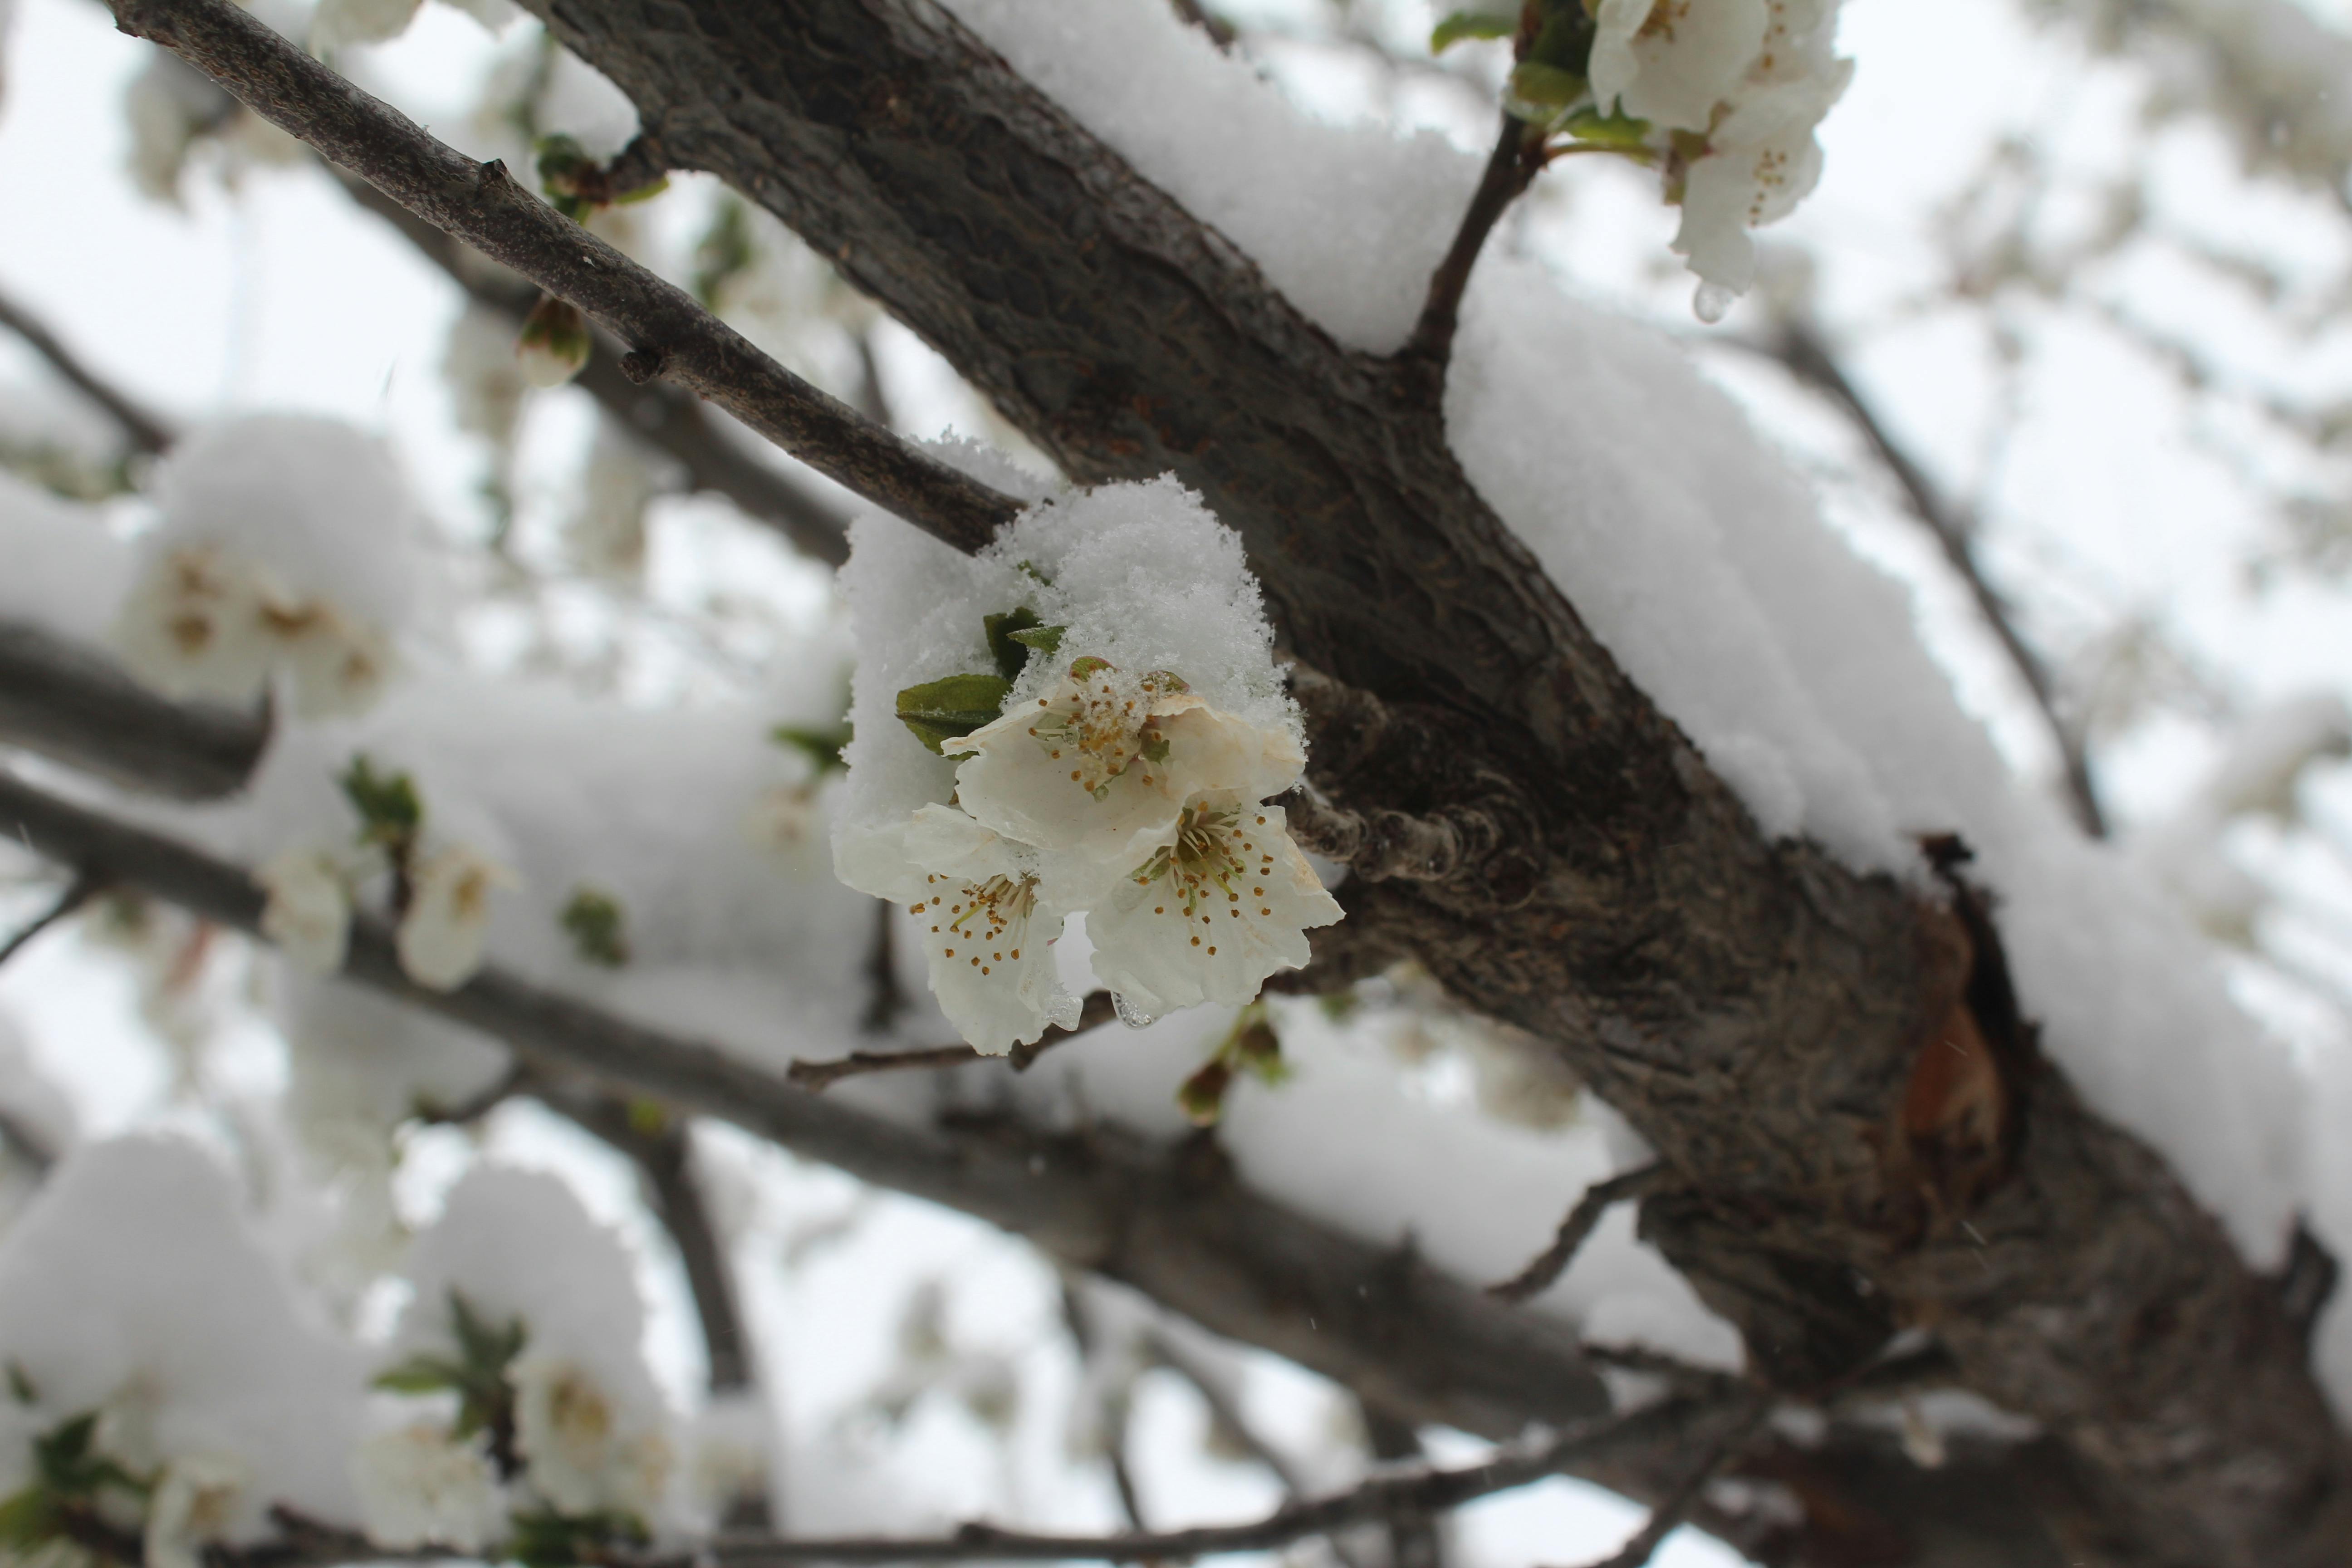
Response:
[504,4,2350,1561]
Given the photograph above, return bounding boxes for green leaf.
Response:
[449,1289,527,1382]
[7,1362,36,1407]
[895,672,1012,755]
[770,722,853,774]
[507,1508,650,1568]
[0,1486,53,1550]
[560,888,630,970]
[1506,60,1588,118]
[1431,10,1513,51]
[1562,105,1653,150]
[613,176,670,206]
[1068,657,1113,681]
[982,608,1044,680]
[1007,624,1064,657]
[32,1414,95,1487]
[339,753,422,847]
[372,1355,467,1396]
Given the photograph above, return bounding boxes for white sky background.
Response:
[4,0,2352,1561]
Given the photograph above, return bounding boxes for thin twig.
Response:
[0,287,176,455]
[1062,1284,1150,1532]
[1489,1163,1668,1303]
[0,869,100,969]
[1554,1402,1765,1568]
[108,0,1020,555]
[329,169,852,566]
[1361,1402,1446,1568]
[789,992,1119,1090]
[1761,321,2106,838]
[1401,114,1541,370]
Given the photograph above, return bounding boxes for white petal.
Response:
[1619,0,1769,133]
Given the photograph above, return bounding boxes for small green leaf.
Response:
[895,672,1012,755]
[560,888,630,970]
[339,753,422,847]
[983,608,1046,681]
[770,721,853,774]
[1007,624,1064,656]
[1562,105,1653,150]
[612,176,669,206]
[371,1355,467,1396]
[6,1362,36,1406]
[1431,10,1513,51]
[0,1486,53,1550]
[1507,61,1588,118]
[448,1289,527,1384]
[1068,657,1113,681]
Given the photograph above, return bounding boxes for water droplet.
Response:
[1112,992,1160,1030]
[1692,280,1737,325]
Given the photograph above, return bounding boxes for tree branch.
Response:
[0,623,268,800]
[328,170,853,566]
[1489,1163,1669,1305]
[104,0,1019,555]
[0,286,176,456]
[786,993,1114,1091]
[1762,321,2107,839]
[1401,115,1540,371]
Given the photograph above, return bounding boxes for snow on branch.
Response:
[102,0,1018,557]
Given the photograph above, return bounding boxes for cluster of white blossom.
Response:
[257,833,514,991]
[112,418,419,721]
[1591,0,1852,310]
[835,476,1342,1052]
[0,1138,693,1568]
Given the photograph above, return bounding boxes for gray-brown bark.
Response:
[494,4,2348,1561]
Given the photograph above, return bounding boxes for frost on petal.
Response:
[395,845,515,992]
[256,848,352,975]
[145,1454,250,1568]
[351,1426,505,1552]
[1087,797,1343,1017]
[950,662,1302,874]
[512,1357,671,1519]
[111,547,272,706]
[1595,0,1769,133]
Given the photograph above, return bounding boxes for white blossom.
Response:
[256,847,354,975]
[1086,795,1342,1017]
[395,844,515,992]
[350,1425,505,1552]
[310,0,423,52]
[838,805,1080,1053]
[1671,59,1853,298]
[1590,0,1767,133]
[112,546,273,706]
[143,1454,248,1568]
[948,660,1303,885]
[511,1357,673,1519]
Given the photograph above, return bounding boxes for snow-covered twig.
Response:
[1488,1163,1669,1304]
[104,0,1019,556]
[0,285,176,457]
[0,623,268,801]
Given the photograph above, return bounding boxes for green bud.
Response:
[560,887,630,969]
[1178,1058,1234,1127]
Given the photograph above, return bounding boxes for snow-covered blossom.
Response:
[350,1425,505,1552]
[1087,795,1342,1017]
[144,1454,249,1568]
[947,661,1302,881]
[112,545,273,706]
[1670,54,1854,301]
[395,844,515,991]
[256,847,354,975]
[310,0,422,51]
[838,805,1080,1052]
[512,1357,671,1519]
[1591,0,1766,134]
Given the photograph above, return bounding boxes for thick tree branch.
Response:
[104,0,1018,555]
[0,286,176,456]
[504,5,2346,1559]
[328,170,853,566]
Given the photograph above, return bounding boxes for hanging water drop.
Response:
[1692,280,1736,325]
[1112,991,1161,1029]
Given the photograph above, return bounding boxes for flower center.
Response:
[1026,665,1183,799]
[947,873,1039,941]
[1131,802,1256,916]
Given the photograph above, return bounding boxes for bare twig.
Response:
[1762,322,2106,838]
[107,0,1020,555]
[790,991,1117,1089]
[1147,1328,1313,1496]
[1361,1403,1446,1568]
[330,170,853,565]
[1061,1284,1150,1532]
[1489,1163,1669,1304]
[0,869,100,970]
[0,286,176,456]
[1401,114,1541,370]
